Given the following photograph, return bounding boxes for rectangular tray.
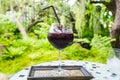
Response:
[28,66,93,80]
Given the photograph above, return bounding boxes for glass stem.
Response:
[58,50,62,72]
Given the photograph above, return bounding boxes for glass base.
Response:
[49,68,70,76]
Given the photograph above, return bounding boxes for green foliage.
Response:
[0,14,16,32]
[65,34,114,63]
[0,14,20,40]
[75,1,112,40]
[33,23,50,39]
[88,34,115,63]
[0,0,9,13]
[0,38,57,75]
[74,38,90,44]
[65,43,89,60]
[0,34,114,75]
[74,0,86,38]
[0,0,115,76]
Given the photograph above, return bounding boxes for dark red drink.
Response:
[48,33,74,50]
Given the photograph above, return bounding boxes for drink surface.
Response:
[48,33,74,50]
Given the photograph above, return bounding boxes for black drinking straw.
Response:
[43,6,61,25]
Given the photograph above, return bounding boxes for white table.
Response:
[9,60,120,80]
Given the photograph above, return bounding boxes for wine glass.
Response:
[47,23,74,76]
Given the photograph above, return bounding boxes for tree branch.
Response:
[90,0,116,17]
[27,20,43,32]
[90,1,109,6]
[10,0,28,39]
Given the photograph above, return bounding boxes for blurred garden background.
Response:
[0,0,116,76]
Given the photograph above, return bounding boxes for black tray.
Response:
[28,66,93,80]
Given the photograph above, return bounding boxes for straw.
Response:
[43,6,61,25]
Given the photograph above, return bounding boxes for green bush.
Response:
[87,34,115,63]
[65,34,114,63]
[0,34,115,75]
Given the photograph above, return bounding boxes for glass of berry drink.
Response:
[47,23,74,76]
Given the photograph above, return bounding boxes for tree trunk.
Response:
[111,0,120,48]
[10,1,28,39]
[14,17,28,39]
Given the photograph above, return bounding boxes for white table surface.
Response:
[9,60,120,80]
